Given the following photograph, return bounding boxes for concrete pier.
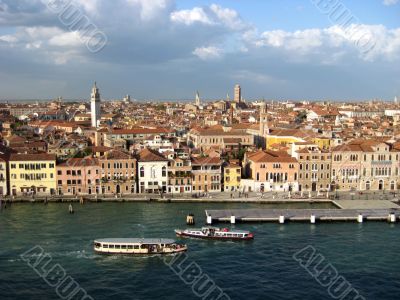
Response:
[205,208,400,223]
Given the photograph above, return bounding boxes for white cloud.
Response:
[170,7,214,25]
[383,0,399,6]
[48,31,84,47]
[192,46,223,60]
[209,4,246,30]
[0,35,18,43]
[171,4,248,30]
[72,0,100,14]
[127,0,173,20]
[253,25,400,62]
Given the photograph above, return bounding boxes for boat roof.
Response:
[94,238,176,244]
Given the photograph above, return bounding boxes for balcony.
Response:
[371,160,392,165]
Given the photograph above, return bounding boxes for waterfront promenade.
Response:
[1,190,399,204]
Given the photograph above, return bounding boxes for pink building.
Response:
[244,150,299,192]
[57,157,101,195]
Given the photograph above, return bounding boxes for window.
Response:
[162,166,167,177]
[140,167,144,177]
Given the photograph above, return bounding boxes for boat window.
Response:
[127,245,133,249]
[103,244,109,248]
[95,243,101,247]
[121,245,127,249]
[141,245,146,249]
[109,245,115,249]
[134,245,139,249]
[115,245,121,249]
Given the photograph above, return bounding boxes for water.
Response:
[1,203,399,300]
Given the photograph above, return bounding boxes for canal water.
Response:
[0,202,399,300]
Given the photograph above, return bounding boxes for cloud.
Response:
[170,3,248,30]
[192,46,223,60]
[383,0,399,6]
[170,7,214,25]
[252,25,400,62]
[0,0,399,100]
[126,0,174,20]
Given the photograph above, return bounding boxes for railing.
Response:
[371,160,392,165]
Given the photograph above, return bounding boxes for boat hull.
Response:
[94,246,187,255]
[175,231,253,241]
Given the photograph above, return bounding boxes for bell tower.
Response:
[259,101,269,148]
[91,82,101,128]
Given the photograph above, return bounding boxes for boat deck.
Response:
[205,208,400,223]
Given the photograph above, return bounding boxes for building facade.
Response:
[9,154,57,196]
[57,157,101,195]
[244,150,299,192]
[99,150,136,195]
[191,157,222,193]
[295,146,331,192]
[138,148,168,193]
[331,140,400,191]
[0,158,7,196]
[167,158,192,194]
[224,161,241,192]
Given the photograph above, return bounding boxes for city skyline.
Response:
[0,0,399,100]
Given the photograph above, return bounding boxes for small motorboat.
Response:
[94,238,187,255]
[175,227,254,240]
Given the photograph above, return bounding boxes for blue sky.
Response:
[0,0,399,100]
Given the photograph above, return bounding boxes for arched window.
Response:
[140,167,144,177]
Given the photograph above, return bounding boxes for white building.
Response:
[91,82,101,128]
[138,148,168,193]
[0,157,7,196]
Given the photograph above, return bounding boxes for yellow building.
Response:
[266,129,315,150]
[312,137,332,150]
[9,153,57,196]
[224,162,241,192]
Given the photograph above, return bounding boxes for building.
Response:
[0,158,7,196]
[102,127,174,149]
[191,157,222,193]
[9,153,57,196]
[244,150,299,192]
[234,84,241,103]
[187,126,253,152]
[91,82,101,128]
[99,150,136,195]
[195,91,201,107]
[57,157,101,195]
[266,128,314,150]
[137,148,168,193]
[295,145,331,192]
[331,140,400,191]
[223,161,241,192]
[258,102,269,148]
[167,158,192,194]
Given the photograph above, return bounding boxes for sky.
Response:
[0,0,399,101]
